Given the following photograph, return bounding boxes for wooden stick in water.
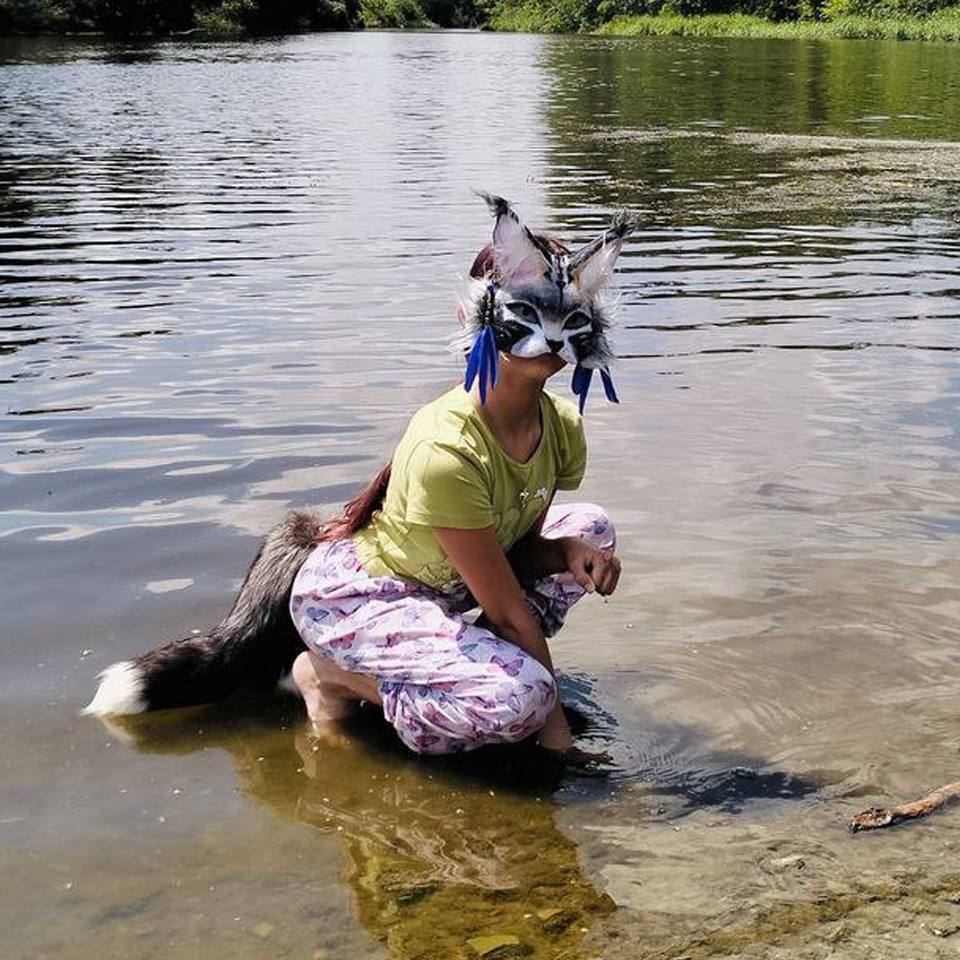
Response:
[850,781,960,832]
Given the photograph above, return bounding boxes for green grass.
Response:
[599,9,960,41]
[490,4,960,40]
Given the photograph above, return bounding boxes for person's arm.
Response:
[508,502,621,594]
[506,499,565,580]
[432,524,575,751]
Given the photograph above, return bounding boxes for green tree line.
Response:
[493,0,959,29]
[0,0,490,34]
[0,0,956,35]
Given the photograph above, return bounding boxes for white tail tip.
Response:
[82,661,147,716]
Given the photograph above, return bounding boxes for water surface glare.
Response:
[3,29,960,960]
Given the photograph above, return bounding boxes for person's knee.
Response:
[484,666,557,744]
[575,503,616,552]
[525,668,558,730]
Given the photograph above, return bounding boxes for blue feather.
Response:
[484,327,499,389]
[466,327,501,404]
[480,330,493,404]
[600,368,619,404]
[571,364,593,414]
[477,354,487,405]
[464,330,484,394]
[571,364,588,393]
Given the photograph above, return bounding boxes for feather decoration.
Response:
[464,325,500,404]
[484,326,499,390]
[600,368,619,404]
[462,283,501,404]
[464,329,484,395]
[571,364,594,414]
[572,364,619,412]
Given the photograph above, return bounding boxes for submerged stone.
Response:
[394,883,438,907]
[535,908,562,920]
[534,907,575,932]
[465,933,529,958]
[764,854,806,874]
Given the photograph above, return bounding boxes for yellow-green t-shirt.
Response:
[352,386,587,590]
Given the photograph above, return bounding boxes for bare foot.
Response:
[294,726,352,772]
[292,651,359,728]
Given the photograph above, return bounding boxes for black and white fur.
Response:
[458,193,632,371]
[84,511,323,716]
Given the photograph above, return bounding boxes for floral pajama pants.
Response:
[289,502,615,755]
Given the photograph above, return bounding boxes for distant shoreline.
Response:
[598,11,960,42]
[4,8,960,44]
[495,8,960,43]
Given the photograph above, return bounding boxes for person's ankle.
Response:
[536,719,574,752]
[538,732,573,752]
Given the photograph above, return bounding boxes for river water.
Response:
[3,28,960,960]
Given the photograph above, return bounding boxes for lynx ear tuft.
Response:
[569,212,634,297]
[475,191,551,288]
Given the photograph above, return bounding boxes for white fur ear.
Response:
[569,213,633,297]
[493,211,550,287]
[570,235,625,297]
[477,192,550,288]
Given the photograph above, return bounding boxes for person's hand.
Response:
[563,538,621,596]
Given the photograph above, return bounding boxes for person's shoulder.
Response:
[416,383,472,418]
[401,390,492,514]
[543,389,583,434]
[409,386,478,440]
[401,386,486,462]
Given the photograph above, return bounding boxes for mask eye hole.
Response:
[563,311,592,331]
[506,301,541,324]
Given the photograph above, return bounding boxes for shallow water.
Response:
[3,29,960,960]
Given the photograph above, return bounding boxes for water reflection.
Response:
[541,36,960,225]
[71,676,850,960]
[100,701,616,960]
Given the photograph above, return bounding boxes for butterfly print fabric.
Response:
[289,503,616,755]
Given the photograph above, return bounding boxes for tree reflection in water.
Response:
[100,697,615,960]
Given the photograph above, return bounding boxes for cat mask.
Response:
[460,192,632,412]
